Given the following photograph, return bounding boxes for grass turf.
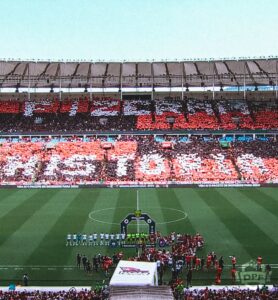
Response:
[0,187,277,286]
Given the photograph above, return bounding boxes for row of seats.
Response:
[0,137,277,184]
[0,97,276,114]
[0,98,276,131]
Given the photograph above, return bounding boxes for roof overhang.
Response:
[0,57,277,89]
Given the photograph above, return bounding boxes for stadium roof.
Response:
[0,57,277,89]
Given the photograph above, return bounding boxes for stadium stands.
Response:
[233,140,278,182]
[0,288,109,299]
[0,287,277,300]
[0,136,277,185]
[0,97,277,133]
[182,287,278,299]
[252,100,278,129]
[217,99,254,129]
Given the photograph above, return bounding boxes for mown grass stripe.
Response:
[196,188,278,261]
[156,188,196,235]
[0,189,57,248]
[85,188,120,233]
[259,187,278,203]
[0,189,38,219]
[23,189,101,266]
[218,189,278,244]
[238,188,278,216]
[0,190,82,265]
[140,188,168,234]
[174,188,251,262]
[0,189,19,203]
[103,188,131,254]
[16,189,102,284]
[80,188,121,258]
[111,188,132,230]
[56,188,116,282]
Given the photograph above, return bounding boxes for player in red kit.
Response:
[230,255,236,268]
[195,257,201,270]
[185,254,191,269]
[206,254,212,270]
[231,267,237,284]
[215,265,222,284]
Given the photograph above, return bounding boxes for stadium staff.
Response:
[22,274,29,286]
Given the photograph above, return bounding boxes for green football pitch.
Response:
[0,187,277,286]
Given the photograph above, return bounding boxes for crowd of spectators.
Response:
[0,288,109,300]
[183,287,278,299]
[233,140,278,182]
[252,100,278,129]
[1,286,277,300]
[0,97,277,133]
[0,135,277,184]
[217,99,254,130]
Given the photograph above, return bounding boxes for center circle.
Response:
[88,206,187,225]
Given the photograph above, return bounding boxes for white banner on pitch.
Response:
[110,260,158,286]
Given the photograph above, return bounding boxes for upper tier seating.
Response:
[187,99,219,129]
[0,97,277,132]
[0,100,21,113]
[218,100,254,129]
[252,100,278,129]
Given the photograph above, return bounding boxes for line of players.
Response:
[66,233,126,246]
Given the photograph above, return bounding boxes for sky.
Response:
[0,0,278,61]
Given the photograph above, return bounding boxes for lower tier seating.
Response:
[0,137,277,184]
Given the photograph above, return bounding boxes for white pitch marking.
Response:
[88,206,188,225]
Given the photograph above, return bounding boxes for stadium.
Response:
[0,1,278,299]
